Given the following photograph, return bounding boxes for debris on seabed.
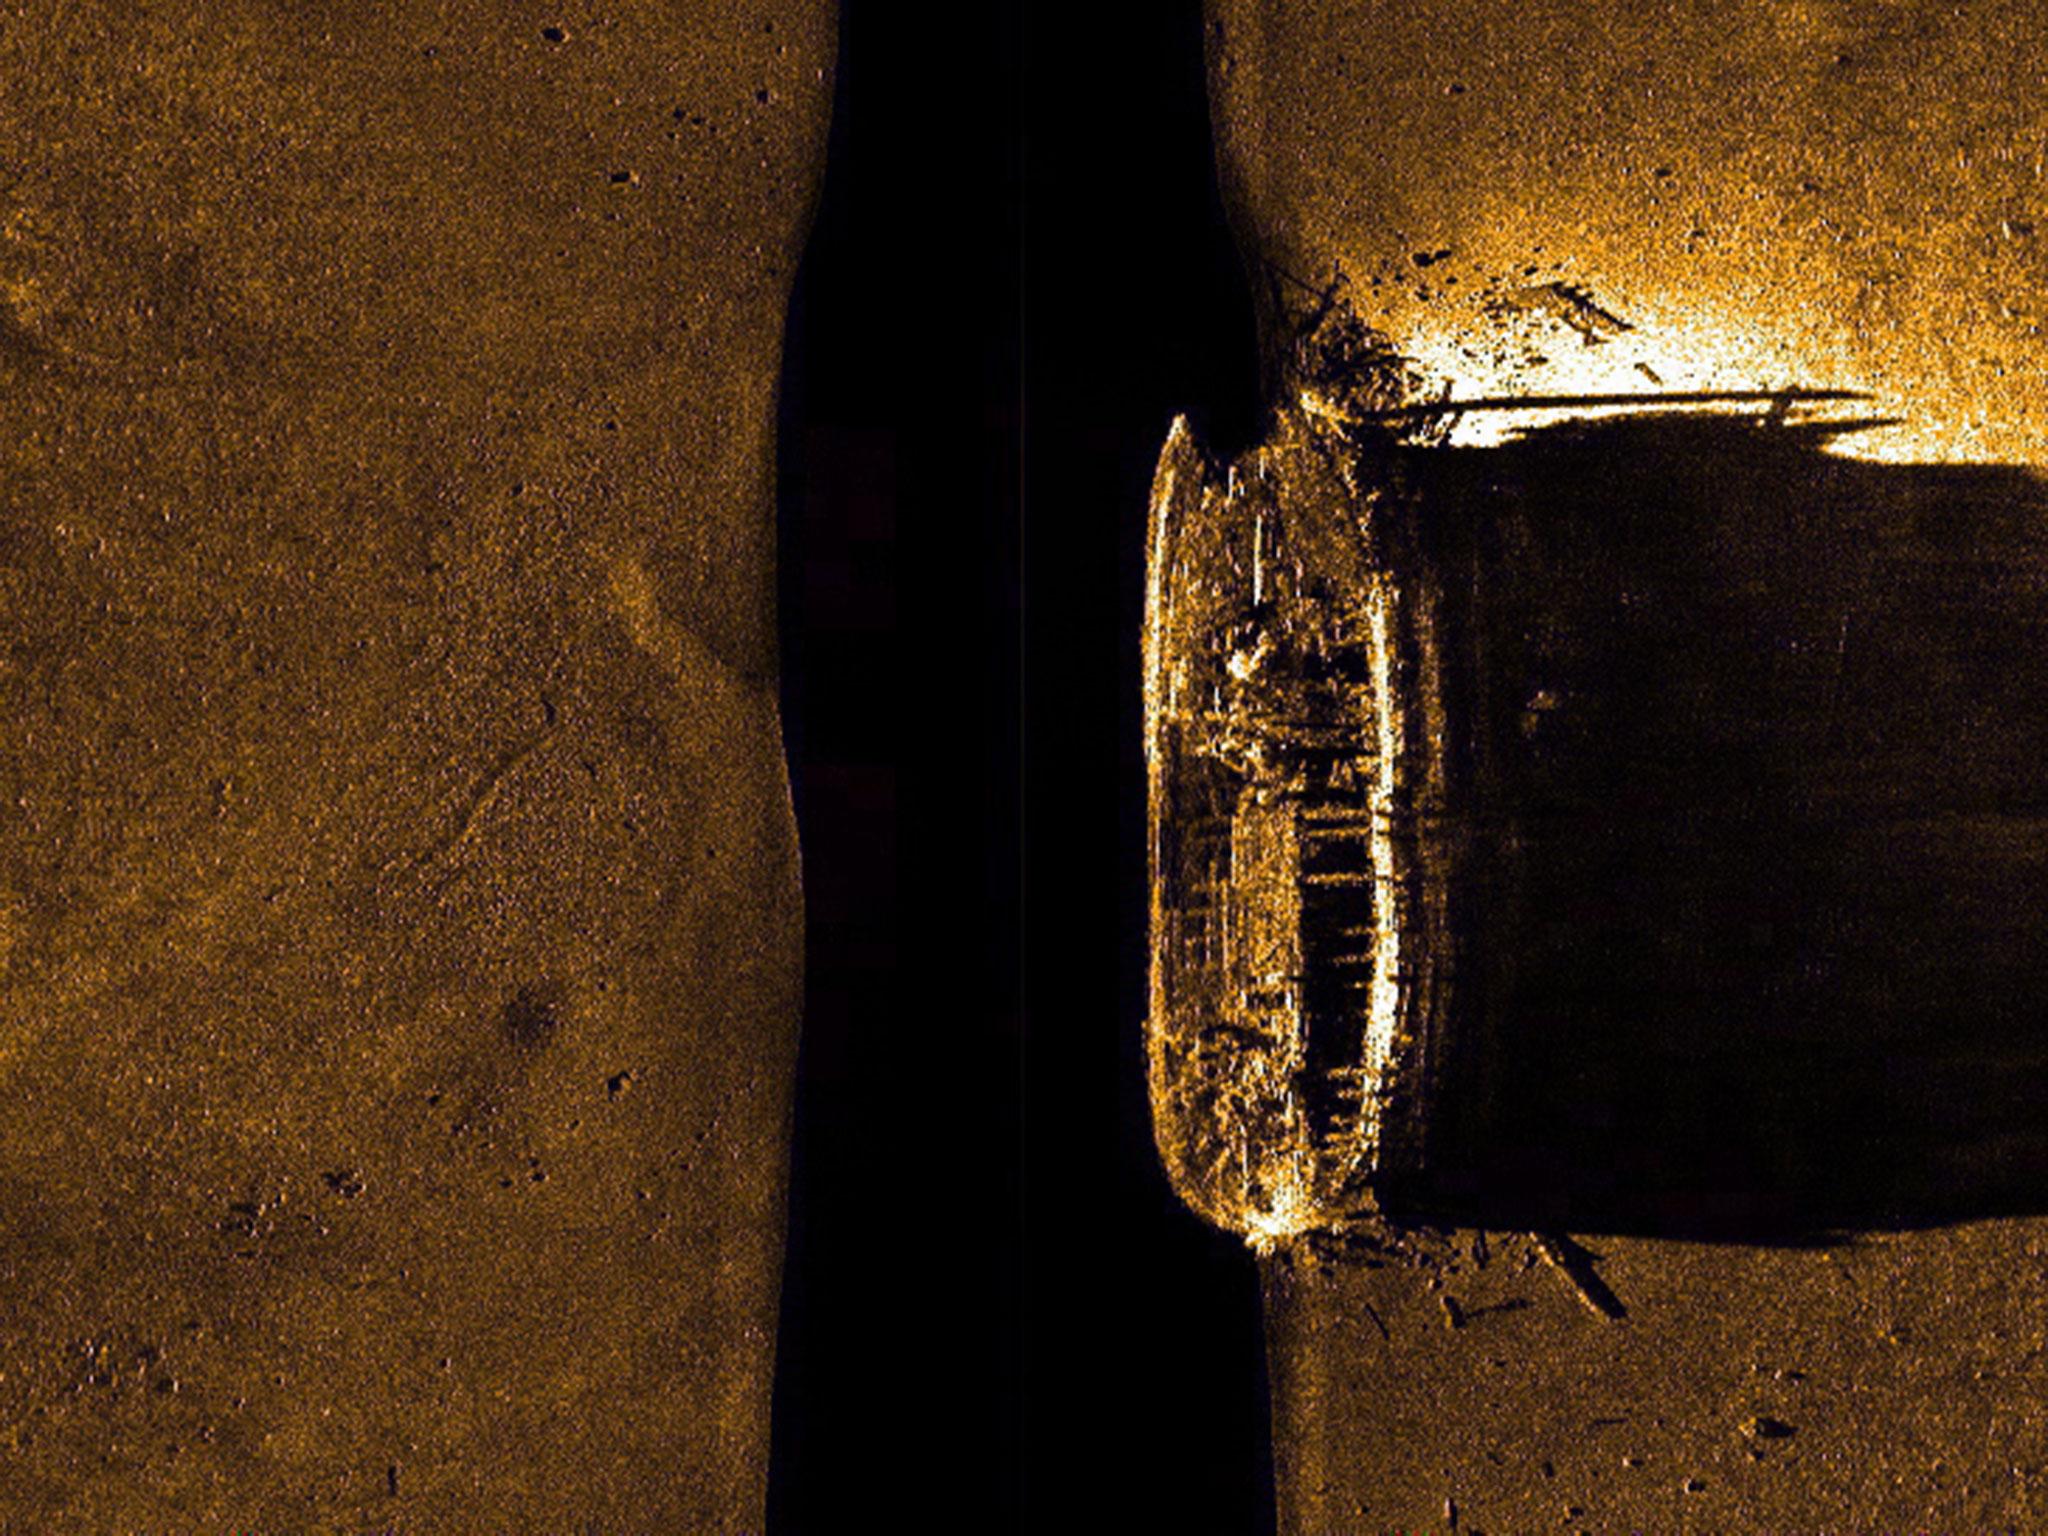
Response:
[1533,1232,1628,1320]
[1497,280,1636,345]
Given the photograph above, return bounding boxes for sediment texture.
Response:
[0,4,830,1528]
[1209,0,2048,468]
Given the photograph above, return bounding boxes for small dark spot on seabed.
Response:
[618,705,665,753]
[322,1169,365,1199]
[607,1069,634,1100]
[501,984,564,1048]
[540,25,566,43]
[1746,1415,1796,1439]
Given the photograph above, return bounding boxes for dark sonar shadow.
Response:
[1367,409,2048,1244]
